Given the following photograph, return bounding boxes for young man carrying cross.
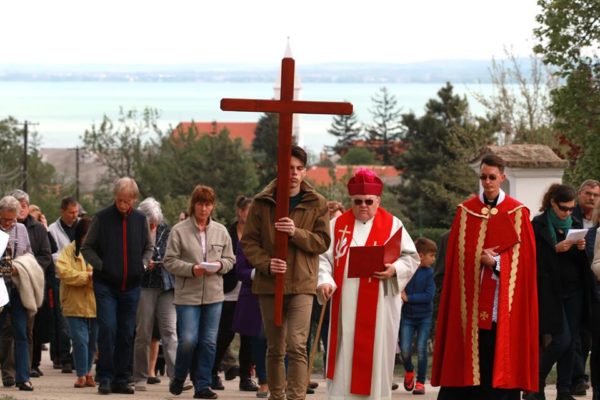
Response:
[241,145,330,400]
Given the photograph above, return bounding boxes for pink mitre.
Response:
[347,168,383,196]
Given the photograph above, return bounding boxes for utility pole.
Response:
[75,146,80,202]
[20,121,39,192]
[22,121,28,192]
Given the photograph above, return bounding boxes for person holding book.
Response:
[317,168,419,400]
[399,237,437,395]
[432,154,538,400]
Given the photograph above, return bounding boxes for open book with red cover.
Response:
[483,211,520,253]
[347,228,403,278]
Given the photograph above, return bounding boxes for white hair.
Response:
[6,189,29,204]
[0,196,21,214]
[138,197,163,225]
[112,177,139,199]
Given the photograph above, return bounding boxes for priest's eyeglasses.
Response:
[353,199,375,206]
[479,174,498,181]
[556,204,576,213]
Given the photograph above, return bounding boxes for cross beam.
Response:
[221,57,352,326]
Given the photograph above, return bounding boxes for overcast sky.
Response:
[0,0,541,66]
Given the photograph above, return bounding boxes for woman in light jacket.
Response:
[55,216,97,389]
[164,185,235,400]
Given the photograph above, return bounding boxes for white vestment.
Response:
[318,214,419,400]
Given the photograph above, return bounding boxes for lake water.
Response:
[0,81,501,153]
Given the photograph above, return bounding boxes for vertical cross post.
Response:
[221,57,352,326]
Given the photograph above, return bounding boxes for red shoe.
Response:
[404,371,415,391]
[413,382,425,395]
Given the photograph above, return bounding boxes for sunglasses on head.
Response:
[556,204,576,213]
[353,199,375,206]
[479,174,498,181]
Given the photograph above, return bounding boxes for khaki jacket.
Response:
[55,242,96,318]
[241,180,331,295]
[164,217,234,305]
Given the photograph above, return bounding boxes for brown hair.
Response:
[540,183,576,212]
[414,237,437,255]
[75,216,92,256]
[480,154,506,173]
[60,196,78,210]
[188,185,216,217]
[235,195,253,210]
[291,145,308,166]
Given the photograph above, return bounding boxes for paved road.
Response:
[0,352,590,400]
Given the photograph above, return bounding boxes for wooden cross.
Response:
[221,57,353,326]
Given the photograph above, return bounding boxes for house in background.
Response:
[172,121,258,149]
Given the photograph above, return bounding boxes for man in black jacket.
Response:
[82,177,153,395]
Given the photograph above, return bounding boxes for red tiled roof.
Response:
[172,122,257,148]
[306,165,399,186]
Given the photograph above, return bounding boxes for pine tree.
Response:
[397,83,497,229]
[366,87,404,164]
[327,107,362,156]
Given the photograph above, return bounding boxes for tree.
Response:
[366,87,404,164]
[339,147,378,165]
[471,49,557,146]
[140,127,259,223]
[82,107,162,182]
[0,116,67,221]
[534,0,600,184]
[327,107,362,155]
[397,83,497,229]
[252,112,288,187]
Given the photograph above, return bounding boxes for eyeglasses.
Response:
[479,174,498,181]
[0,217,17,226]
[353,199,375,206]
[556,204,576,213]
[583,191,600,198]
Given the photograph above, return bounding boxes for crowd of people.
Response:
[1,146,600,400]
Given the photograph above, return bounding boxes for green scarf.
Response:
[547,208,573,245]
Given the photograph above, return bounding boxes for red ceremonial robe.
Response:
[431,194,538,392]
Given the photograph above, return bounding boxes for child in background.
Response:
[400,237,436,395]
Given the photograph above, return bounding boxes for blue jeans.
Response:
[252,334,268,384]
[174,302,222,391]
[66,317,98,377]
[0,288,30,383]
[93,280,140,385]
[400,314,432,383]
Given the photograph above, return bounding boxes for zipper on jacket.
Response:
[121,215,128,291]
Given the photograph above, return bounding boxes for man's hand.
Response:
[270,258,287,275]
[555,240,575,253]
[147,260,155,270]
[374,263,396,280]
[481,246,499,268]
[274,217,296,237]
[576,238,586,251]
[192,264,205,277]
[401,290,408,302]
[318,283,334,301]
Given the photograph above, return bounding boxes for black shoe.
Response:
[30,369,40,378]
[170,378,184,395]
[308,381,319,389]
[571,381,588,396]
[194,388,218,399]
[98,382,111,395]
[53,362,61,369]
[306,387,315,394]
[392,383,399,390]
[557,393,576,400]
[17,381,34,391]
[147,376,161,384]
[61,363,73,373]
[224,366,239,381]
[112,383,134,394]
[2,377,15,387]
[211,375,225,390]
[239,378,259,392]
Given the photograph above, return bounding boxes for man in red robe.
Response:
[432,154,538,400]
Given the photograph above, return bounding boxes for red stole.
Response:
[327,208,394,395]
